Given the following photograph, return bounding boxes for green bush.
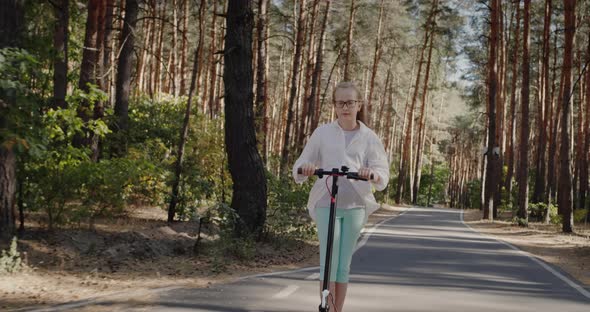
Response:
[0,238,24,274]
[26,155,159,228]
[511,216,528,227]
[265,173,315,240]
[574,209,588,223]
[528,202,558,223]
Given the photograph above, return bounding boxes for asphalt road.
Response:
[26,207,590,312]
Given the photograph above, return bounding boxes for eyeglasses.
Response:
[334,100,360,108]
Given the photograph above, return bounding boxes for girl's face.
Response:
[333,87,361,122]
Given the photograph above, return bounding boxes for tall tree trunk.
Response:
[505,0,521,199]
[280,0,306,174]
[224,0,267,236]
[137,2,153,94]
[74,0,102,148]
[367,0,385,125]
[52,0,69,109]
[102,0,115,106]
[574,47,584,209]
[0,0,24,239]
[196,0,206,106]
[533,0,552,204]
[255,0,269,163]
[517,0,530,222]
[179,0,188,95]
[343,0,356,81]
[559,0,576,233]
[484,0,500,220]
[167,0,206,223]
[208,0,219,118]
[583,31,590,221]
[91,0,109,161]
[296,0,317,157]
[154,2,165,97]
[113,0,139,156]
[547,31,561,214]
[310,0,330,134]
[169,0,179,97]
[412,31,435,204]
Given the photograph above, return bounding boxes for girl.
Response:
[292,81,390,311]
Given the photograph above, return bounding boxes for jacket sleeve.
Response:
[292,127,322,184]
[367,134,390,191]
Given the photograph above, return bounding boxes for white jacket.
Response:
[292,120,390,222]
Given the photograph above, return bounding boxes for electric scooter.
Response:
[297,166,373,312]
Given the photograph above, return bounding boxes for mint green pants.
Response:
[316,207,365,283]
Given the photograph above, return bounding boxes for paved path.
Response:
[26,207,590,312]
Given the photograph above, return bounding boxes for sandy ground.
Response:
[461,208,590,286]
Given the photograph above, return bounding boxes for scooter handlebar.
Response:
[297,167,374,181]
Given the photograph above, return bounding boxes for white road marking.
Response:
[272,285,299,299]
[305,272,320,280]
[460,209,590,300]
[355,207,412,252]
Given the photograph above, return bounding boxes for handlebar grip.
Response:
[297,168,302,174]
[370,173,374,180]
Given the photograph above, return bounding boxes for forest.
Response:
[0,0,589,271]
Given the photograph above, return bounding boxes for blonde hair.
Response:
[332,81,367,125]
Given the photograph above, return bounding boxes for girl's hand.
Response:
[300,163,317,177]
[358,167,379,183]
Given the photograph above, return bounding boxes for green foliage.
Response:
[466,179,482,209]
[205,202,256,272]
[416,163,450,206]
[265,173,315,240]
[512,216,529,227]
[0,48,46,152]
[550,213,563,226]
[528,202,558,224]
[118,97,231,220]
[0,238,24,275]
[574,209,588,223]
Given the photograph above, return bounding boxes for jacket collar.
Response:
[331,119,368,134]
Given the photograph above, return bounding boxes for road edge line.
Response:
[460,208,590,301]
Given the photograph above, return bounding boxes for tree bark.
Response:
[208,0,219,118]
[517,0,530,222]
[533,0,552,204]
[255,0,269,164]
[224,0,267,236]
[280,0,306,174]
[484,0,500,220]
[0,0,24,239]
[367,0,385,125]
[412,30,435,204]
[52,0,69,109]
[74,0,102,148]
[584,31,590,221]
[559,0,576,233]
[179,0,188,95]
[343,0,356,81]
[547,31,561,214]
[504,0,521,200]
[310,0,330,134]
[113,0,139,156]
